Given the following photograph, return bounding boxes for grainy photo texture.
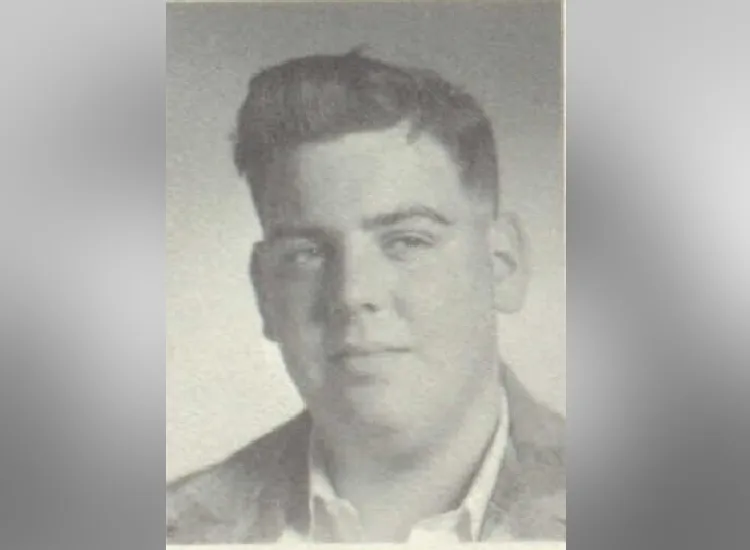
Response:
[167,1,565,545]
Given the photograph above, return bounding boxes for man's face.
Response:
[253,124,503,451]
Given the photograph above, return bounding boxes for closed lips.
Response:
[330,345,411,360]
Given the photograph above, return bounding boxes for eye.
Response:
[278,242,326,270]
[383,233,435,260]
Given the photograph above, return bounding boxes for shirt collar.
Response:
[306,385,510,542]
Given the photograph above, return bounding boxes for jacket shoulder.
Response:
[166,414,310,544]
[487,372,566,540]
[510,440,566,539]
[485,438,566,541]
[506,368,566,504]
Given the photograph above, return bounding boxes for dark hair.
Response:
[232,48,500,217]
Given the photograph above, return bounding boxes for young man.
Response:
[167,50,565,544]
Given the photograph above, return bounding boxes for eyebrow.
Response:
[362,205,454,230]
[264,205,453,244]
[264,225,326,244]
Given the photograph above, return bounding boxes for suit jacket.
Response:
[166,371,566,543]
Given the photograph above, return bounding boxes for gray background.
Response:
[3,0,749,548]
[166,1,565,481]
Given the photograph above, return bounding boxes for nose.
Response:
[326,240,393,320]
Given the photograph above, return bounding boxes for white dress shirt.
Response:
[279,386,510,544]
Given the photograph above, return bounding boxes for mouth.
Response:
[329,345,411,362]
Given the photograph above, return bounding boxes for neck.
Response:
[320,376,502,542]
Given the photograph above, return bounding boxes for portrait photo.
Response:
[167,1,565,545]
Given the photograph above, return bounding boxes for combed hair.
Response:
[232,48,500,216]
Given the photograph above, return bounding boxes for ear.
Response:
[489,212,530,313]
[250,243,280,342]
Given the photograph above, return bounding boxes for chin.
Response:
[344,404,438,454]
[342,393,405,430]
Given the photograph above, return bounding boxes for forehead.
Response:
[261,124,475,228]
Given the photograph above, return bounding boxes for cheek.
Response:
[402,272,487,326]
[269,279,327,356]
[397,245,495,345]
[271,284,327,390]
[401,241,492,309]
[272,277,320,323]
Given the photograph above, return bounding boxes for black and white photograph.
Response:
[167,1,565,545]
